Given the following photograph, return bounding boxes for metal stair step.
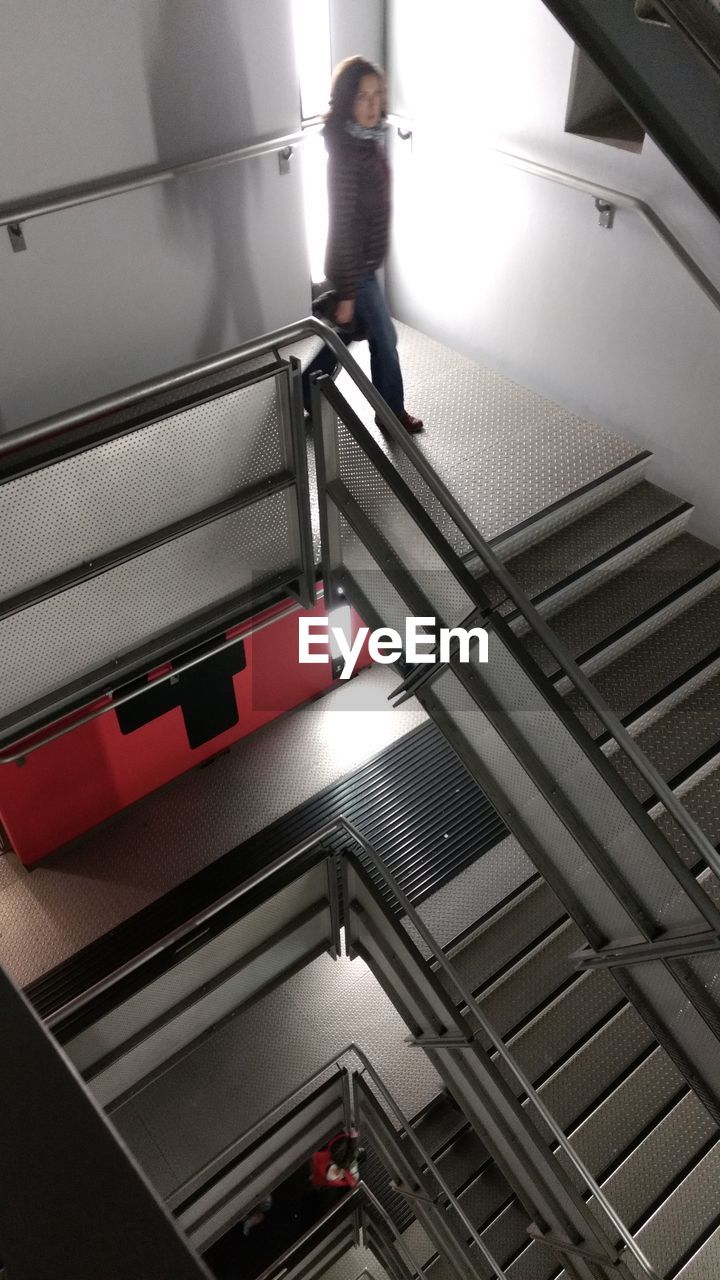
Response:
[433,1125,491,1194]
[455,1161,515,1233]
[521,533,720,679]
[489,481,690,620]
[443,878,566,997]
[585,1094,719,1267]
[605,667,720,805]
[621,1138,720,1279]
[476,1197,538,1273]
[652,754,720,867]
[478,920,585,1040]
[411,1092,469,1161]
[565,582,720,740]
[535,1003,656,1136]
[506,1231,567,1280]
[421,1253,463,1280]
[674,1221,720,1279]
[398,1221,465,1280]
[556,1045,687,1189]
[497,968,623,1087]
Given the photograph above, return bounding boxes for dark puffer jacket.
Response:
[324,121,391,301]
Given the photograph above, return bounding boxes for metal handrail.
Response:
[391,114,720,317]
[5,107,718,326]
[342,819,660,1280]
[53,816,652,1276]
[6,308,720,883]
[0,598,304,765]
[252,1186,364,1280]
[0,127,313,228]
[489,147,720,316]
[350,1045,509,1279]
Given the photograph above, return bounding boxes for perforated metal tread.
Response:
[497,969,624,1088]
[566,584,720,741]
[521,533,720,678]
[536,1003,656,1137]
[450,918,584,1042]
[484,481,689,614]
[606,668,720,804]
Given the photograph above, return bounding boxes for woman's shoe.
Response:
[374,410,424,434]
[399,410,424,433]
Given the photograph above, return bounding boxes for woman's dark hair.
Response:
[325,55,387,126]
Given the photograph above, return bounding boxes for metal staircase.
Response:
[4,319,720,1279]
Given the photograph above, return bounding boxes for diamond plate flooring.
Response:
[326,322,642,547]
[110,950,442,1201]
[0,319,642,987]
[0,667,426,987]
[5,318,720,1277]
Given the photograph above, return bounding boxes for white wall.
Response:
[387,0,720,544]
[0,0,308,431]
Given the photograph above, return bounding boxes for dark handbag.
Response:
[312,289,368,343]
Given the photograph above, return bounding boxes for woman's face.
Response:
[353,74,383,128]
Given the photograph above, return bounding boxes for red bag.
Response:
[310,1131,360,1189]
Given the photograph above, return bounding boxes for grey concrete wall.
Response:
[0,0,308,430]
[386,0,720,544]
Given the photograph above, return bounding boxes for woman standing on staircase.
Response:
[303,56,424,434]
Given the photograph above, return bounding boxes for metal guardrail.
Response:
[4,310,720,887]
[51,818,656,1279]
[174,1039,502,1278]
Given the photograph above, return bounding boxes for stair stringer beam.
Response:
[343,859,638,1280]
[354,1075,485,1280]
[315,380,720,1123]
[541,0,720,221]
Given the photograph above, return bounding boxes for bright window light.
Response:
[292,0,332,121]
[301,130,329,284]
[292,0,331,283]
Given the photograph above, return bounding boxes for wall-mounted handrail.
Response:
[389,112,720,316]
[0,127,314,229]
[5,310,720,889]
[489,146,720,315]
[6,109,718,327]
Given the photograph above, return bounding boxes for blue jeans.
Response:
[303,273,405,416]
